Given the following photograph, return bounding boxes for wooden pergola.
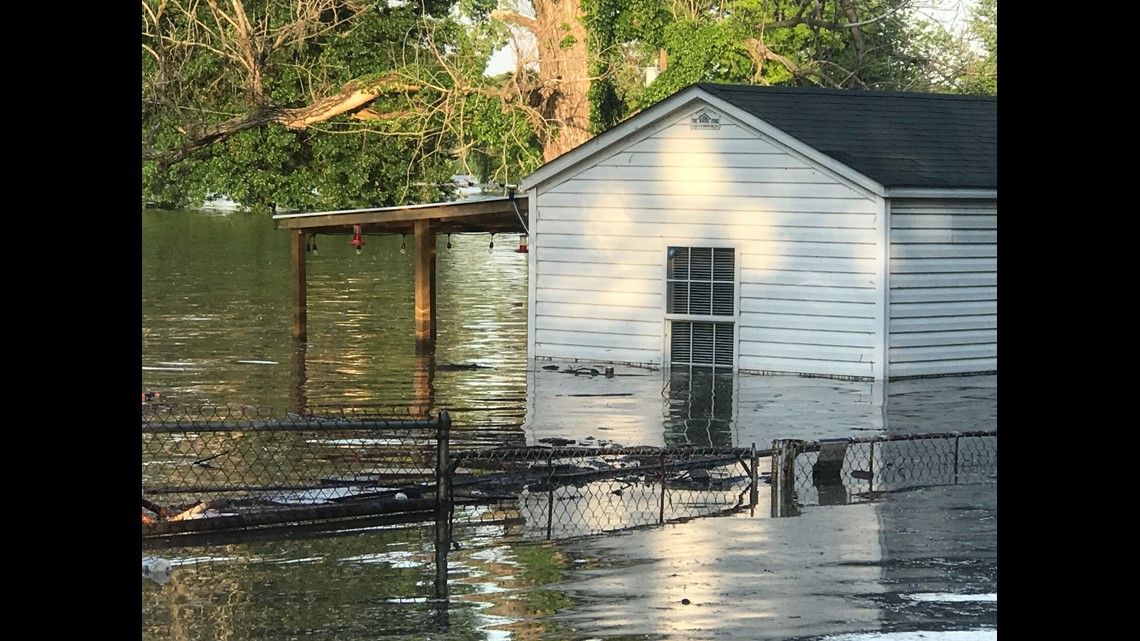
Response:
[273,194,529,355]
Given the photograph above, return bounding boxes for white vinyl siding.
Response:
[888,199,997,377]
[531,105,881,377]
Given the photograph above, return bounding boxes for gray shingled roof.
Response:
[695,83,996,190]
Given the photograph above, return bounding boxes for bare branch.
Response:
[743,38,824,86]
[142,74,421,166]
[758,2,908,32]
[490,9,538,34]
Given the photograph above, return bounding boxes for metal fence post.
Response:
[434,410,451,604]
[869,441,875,493]
[749,443,759,510]
[954,436,960,485]
[546,448,555,540]
[659,451,667,525]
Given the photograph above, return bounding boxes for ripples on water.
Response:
[142,210,997,641]
[142,209,529,439]
[142,209,541,639]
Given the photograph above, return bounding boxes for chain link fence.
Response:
[770,430,997,517]
[142,404,450,539]
[144,404,995,542]
[447,446,762,542]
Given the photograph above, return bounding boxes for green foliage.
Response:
[142,1,489,212]
[581,0,931,117]
[460,0,498,23]
[461,92,544,185]
[143,1,996,210]
[582,0,672,134]
[964,0,997,94]
[896,0,996,95]
[640,18,755,106]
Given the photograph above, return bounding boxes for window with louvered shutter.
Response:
[666,246,735,369]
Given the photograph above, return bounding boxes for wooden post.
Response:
[771,439,801,518]
[290,230,307,343]
[289,338,307,415]
[413,355,437,419]
[414,220,437,355]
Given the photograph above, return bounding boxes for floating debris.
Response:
[142,557,173,585]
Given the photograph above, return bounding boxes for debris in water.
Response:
[142,557,173,585]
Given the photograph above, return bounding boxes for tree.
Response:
[490,0,593,161]
[961,0,996,94]
[143,0,992,212]
[892,0,997,95]
[142,0,533,212]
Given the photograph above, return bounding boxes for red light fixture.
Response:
[349,225,365,254]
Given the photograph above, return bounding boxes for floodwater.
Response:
[141,209,997,641]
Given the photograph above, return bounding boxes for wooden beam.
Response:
[275,197,528,230]
[290,230,307,343]
[414,220,437,355]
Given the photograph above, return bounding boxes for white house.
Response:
[518,83,997,380]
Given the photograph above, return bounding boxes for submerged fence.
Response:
[141,404,449,538]
[143,406,996,544]
[770,431,998,517]
[448,445,761,541]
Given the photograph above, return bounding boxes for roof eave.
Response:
[270,195,529,235]
[885,188,997,199]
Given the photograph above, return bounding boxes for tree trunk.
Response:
[529,0,592,162]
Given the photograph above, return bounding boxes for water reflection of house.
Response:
[523,364,996,449]
[518,83,997,380]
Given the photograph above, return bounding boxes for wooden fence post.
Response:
[771,439,802,518]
